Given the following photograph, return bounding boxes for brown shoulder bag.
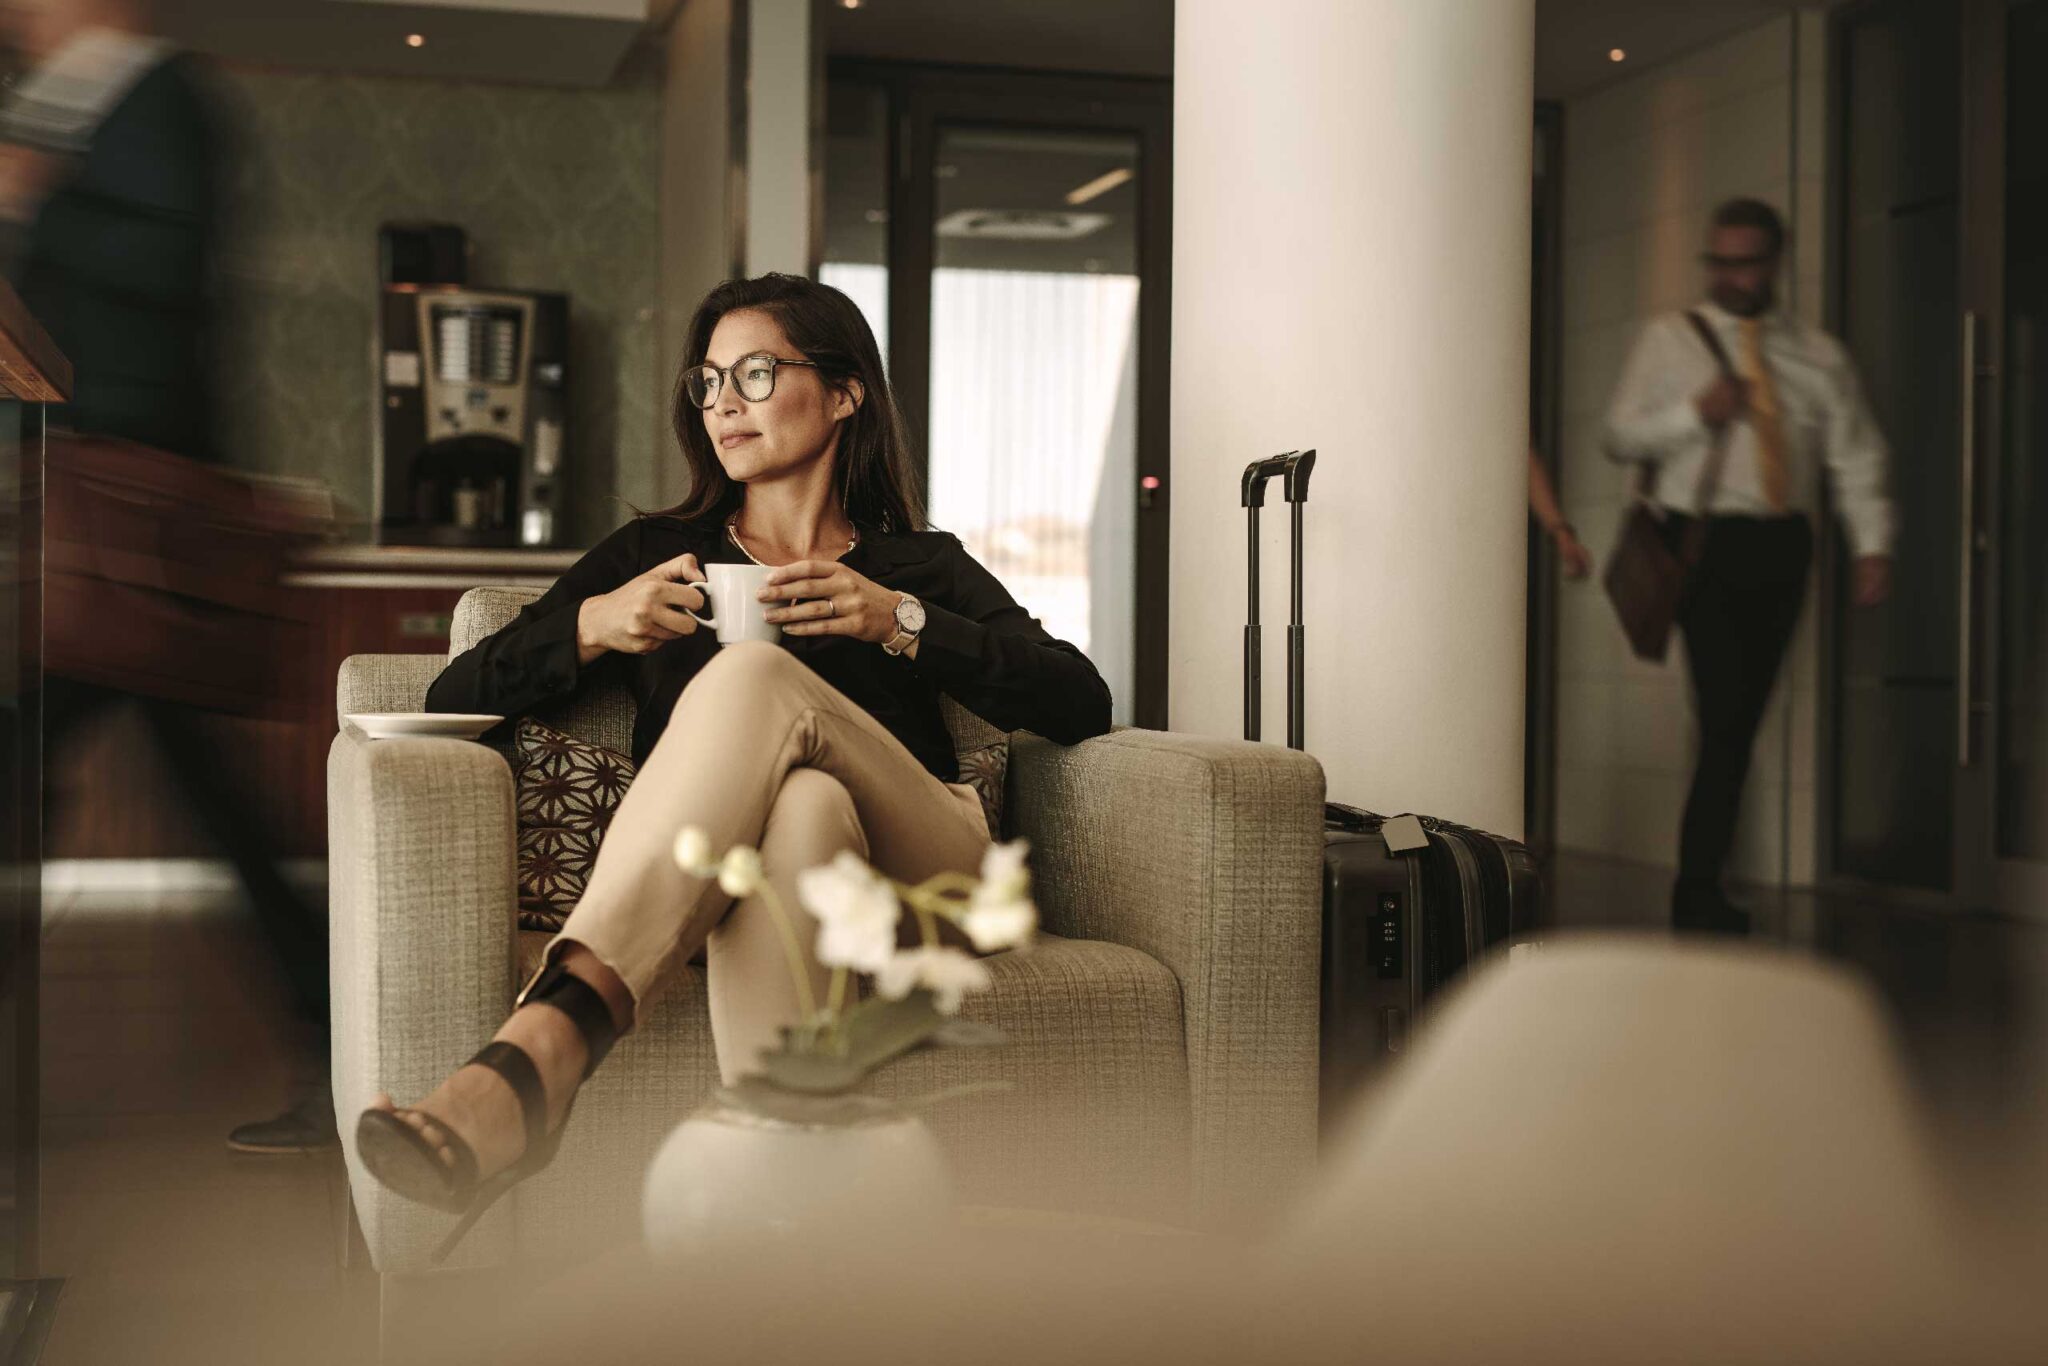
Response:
[1601,310,1735,662]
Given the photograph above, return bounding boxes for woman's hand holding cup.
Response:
[761,560,902,646]
[576,554,707,663]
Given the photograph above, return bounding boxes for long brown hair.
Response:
[659,273,924,533]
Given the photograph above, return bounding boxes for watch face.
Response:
[895,595,926,632]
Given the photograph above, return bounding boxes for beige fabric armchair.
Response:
[330,587,1325,1282]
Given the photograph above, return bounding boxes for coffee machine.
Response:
[375,284,568,547]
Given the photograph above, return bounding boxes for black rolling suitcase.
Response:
[1240,451,1541,1124]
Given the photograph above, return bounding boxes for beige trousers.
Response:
[534,641,992,1084]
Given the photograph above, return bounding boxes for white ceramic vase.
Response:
[641,1088,951,1260]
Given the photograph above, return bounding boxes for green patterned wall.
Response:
[209,54,665,548]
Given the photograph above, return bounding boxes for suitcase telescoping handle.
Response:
[1240,448,1317,749]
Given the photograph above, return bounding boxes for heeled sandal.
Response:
[354,961,620,1262]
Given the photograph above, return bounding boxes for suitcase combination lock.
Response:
[1372,894,1403,979]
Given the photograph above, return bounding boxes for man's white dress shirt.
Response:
[1603,301,1896,558]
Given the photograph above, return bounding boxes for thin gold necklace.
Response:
[726,513,858,566]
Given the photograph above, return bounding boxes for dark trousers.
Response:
[1667,513,1814,899]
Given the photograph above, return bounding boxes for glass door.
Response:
[1828,0,1965,893]
[1827,0,2048,918]
[924,123,1142,723]
[1981,0,2048,912]
[0,397,38,1279]
[819,80,892,358]
[823,66,1171,729]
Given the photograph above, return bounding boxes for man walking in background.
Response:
[1604,198,1895,935]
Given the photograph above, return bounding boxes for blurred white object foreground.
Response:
[414,938,2045,1366]
[1269,935,2039,1364]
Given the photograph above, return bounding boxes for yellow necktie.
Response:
[1737,318,1790,512]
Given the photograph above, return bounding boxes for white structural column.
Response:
[744,0,815,278]
[1171,0,1536,837]
[656,0,816,506]
[657,0,739,508]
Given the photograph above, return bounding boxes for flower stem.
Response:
[826,964,849,1021]
[901,884,972,928]
[750,877,819,1021]
[913,902,941,948]
[910,871,982,900]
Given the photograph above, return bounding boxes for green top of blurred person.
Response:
[0,0,216,459]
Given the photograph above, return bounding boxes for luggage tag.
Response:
[1381,813,1429,856]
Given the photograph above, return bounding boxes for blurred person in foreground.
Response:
[0,0,207,451]
[1604,198,1894,936]
[0,0,335,1152]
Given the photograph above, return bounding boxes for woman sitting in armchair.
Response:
[356,273,1112,1249]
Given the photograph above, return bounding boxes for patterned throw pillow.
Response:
[513,718,636,932]
[956,741,1008,839]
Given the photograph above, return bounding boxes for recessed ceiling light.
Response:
[406,33,426,48]
[1608,47,1626,62]
[840,0,862,9]
[1065,167,1134,206]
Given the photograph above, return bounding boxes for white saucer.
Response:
[345,713,503,741]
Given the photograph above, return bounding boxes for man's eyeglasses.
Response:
[682,353,821,409]
[1701,252,1777,269]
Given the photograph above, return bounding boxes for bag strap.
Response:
[1680,308,1738,523]
[1684,308,1735,375]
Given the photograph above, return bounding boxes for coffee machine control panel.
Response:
[422,297,530,444]
[375,286,569,548]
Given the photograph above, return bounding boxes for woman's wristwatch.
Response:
[881,592,926,656]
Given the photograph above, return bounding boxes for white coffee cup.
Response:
[679,562,782,645]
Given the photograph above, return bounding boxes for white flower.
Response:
[978,840,1031,899]
[672,826,714,875]
[875,945,992,1015]
[961,840,1036,952]
[963,896,1036,952]
[796,851,901,973]
[717,845,765,898]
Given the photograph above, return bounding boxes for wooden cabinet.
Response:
[46,555,567,861]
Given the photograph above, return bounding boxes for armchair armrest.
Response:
[1006,728,1325,1227]
[336,653,445,720]
[328,722,519,1271]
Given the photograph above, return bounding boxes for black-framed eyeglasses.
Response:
[682,352,821,409]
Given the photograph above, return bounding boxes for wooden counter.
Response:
[284,542,583,588]
[48,543,579,861]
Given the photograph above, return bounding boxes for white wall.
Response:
[1553,14,1831,883]
[1172,0,1535,838]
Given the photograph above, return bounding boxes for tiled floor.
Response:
[37,886,373,1366]
[1548,852,2048,1100]
[32,858,2048,1362]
